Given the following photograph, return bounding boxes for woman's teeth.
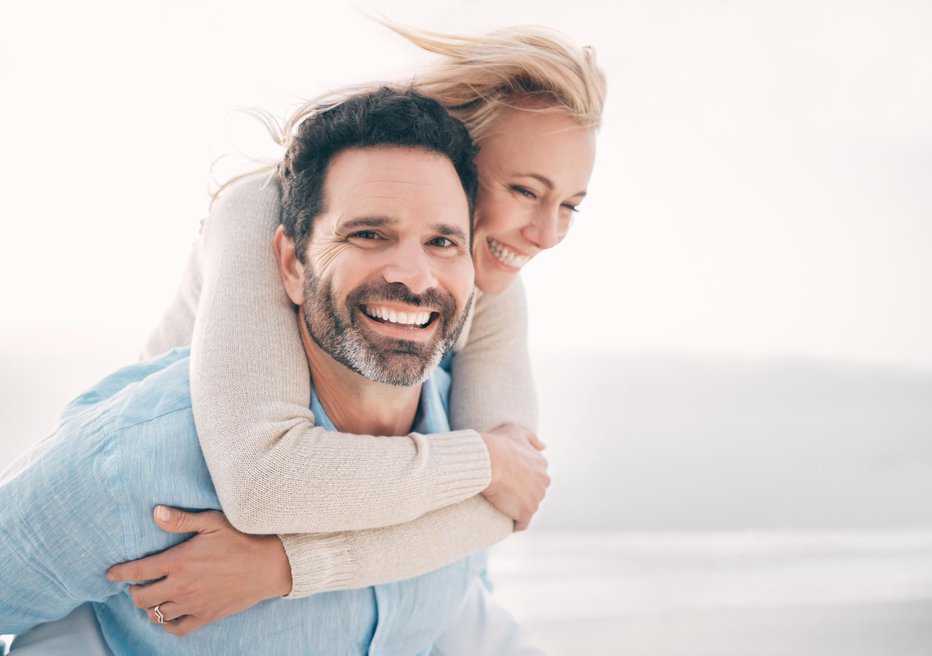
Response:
[488,238,531,268]
[363,306,432,327]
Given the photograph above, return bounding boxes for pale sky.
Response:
[1,0,930,369]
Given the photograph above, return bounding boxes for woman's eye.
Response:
[511,186,538,200]
[561,204,580,213]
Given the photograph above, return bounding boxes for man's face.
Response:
[298,146,475,386]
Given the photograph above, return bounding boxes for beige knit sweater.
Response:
[143,173,538,597]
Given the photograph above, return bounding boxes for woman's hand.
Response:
[106,506,293,637]
[480,423,550,531]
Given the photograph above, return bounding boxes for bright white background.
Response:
[1,0,930,370]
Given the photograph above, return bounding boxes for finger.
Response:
[107,552,168,583]
[527,434,546,451]
[162,615,205,637]
[153,506,225,535]
[129,579,181,610]
[514,519,529,532]
[147,601,184,625]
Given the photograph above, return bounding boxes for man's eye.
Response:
[351,230,380,240]
[428,236,454,248]
[511,186,538,200]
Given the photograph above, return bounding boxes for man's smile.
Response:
[359,304,440,340]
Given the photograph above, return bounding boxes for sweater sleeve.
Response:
[280,496,511,597]
[185,173,491,535]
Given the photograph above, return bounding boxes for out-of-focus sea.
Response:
[3,530,930,655]
[489,530,932,655]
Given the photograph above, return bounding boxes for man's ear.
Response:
[273,225,305,305]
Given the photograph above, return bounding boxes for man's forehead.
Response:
[318,148,470,236]
[328,147,454,185]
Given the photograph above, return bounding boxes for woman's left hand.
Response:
[106,505,293,637]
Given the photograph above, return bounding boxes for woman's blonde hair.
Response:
[384,21,606,142]
[216,21,605,198]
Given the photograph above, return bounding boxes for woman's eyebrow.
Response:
[513,173,587,198]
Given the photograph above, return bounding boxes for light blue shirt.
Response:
[0,349,484,655]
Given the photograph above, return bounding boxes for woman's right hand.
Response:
[480,424,550,531]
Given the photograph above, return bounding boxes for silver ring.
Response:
[153,604,165,624]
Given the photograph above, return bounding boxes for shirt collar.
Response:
[309,370,451,435]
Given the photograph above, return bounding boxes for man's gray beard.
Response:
[301,268,472,387]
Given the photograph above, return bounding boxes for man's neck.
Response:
[298,314,421,436]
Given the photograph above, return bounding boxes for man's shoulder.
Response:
[0,349,198,489]
[64,348,194,430]
[39,348,214,542]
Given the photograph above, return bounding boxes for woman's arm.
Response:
[187,174,491,535]
[281,495,510,595]
[450,276,538,435]
[451,277,547,530]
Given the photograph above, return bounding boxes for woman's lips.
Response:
[487,238,532,269]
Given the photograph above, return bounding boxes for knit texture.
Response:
[144,173,535,597]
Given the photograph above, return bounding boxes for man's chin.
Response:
[358,349,441,387]
[324,329,440,387]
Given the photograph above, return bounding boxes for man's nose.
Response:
[522,205,562,251]
[381,241,438,295]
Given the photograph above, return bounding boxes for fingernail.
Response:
[105,569,115,581]
[155,506,171,522]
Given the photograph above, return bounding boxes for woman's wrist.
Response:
[263,535,294,598]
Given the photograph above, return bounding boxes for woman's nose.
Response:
[522,206,561,250]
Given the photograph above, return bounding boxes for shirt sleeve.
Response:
[0,429,125,634]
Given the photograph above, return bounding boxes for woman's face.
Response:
[472,107,597,295]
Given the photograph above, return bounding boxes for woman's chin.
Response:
[474,268,518,296]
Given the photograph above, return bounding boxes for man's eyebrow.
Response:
[514,173,587,199]
[432,223,468,242]
[338,217,396,232]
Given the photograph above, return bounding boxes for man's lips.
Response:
[358,304,441,341]
[361,304,438,328]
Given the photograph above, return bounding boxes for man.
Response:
[0,89,539,654]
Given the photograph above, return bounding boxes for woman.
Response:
[113,21,605,638]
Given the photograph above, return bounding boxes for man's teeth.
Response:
[364,306,432,327]
[488,239,531,268]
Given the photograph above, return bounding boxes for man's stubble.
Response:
[301,266,473,387]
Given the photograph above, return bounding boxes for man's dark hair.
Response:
[278,87,478,261]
